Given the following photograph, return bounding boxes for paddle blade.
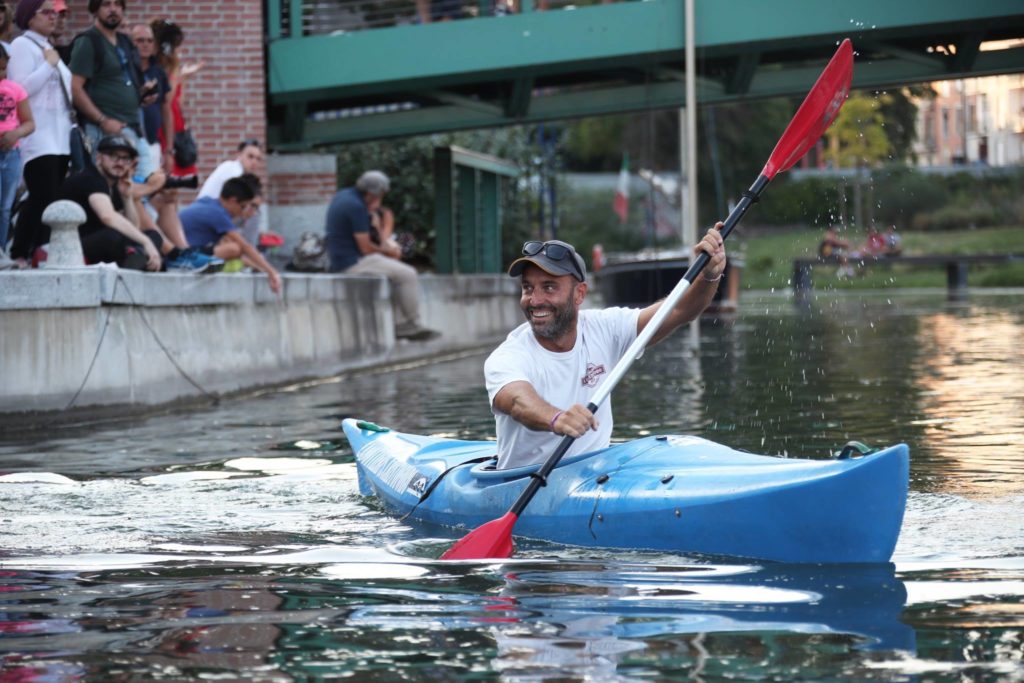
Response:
[762,38,854,179]
[440,512,518,560]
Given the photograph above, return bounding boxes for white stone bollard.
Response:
[41,200,87,268]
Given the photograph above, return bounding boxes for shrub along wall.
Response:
[754,165,1024,232]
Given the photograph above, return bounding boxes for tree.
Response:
[823,92,893,229]
[824,92,892,168]
[877,85,934,163]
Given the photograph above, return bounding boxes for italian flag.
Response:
[613,154,629,223]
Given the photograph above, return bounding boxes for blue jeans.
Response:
[0,147,21,251]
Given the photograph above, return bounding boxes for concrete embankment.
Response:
[0,269,521,421]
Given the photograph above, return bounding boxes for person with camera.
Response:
[68,0,165,200]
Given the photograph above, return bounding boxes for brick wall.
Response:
[267,171,337,206]
[63,0,267,187]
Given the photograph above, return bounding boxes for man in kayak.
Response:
[485,228,726,469]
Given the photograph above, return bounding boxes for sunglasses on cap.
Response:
[522,240,585,281]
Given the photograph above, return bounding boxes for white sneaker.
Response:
[0,249,17,270]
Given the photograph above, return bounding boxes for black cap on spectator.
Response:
[97,135,139,157]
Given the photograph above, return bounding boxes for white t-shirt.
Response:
[485,307,640,469]
[198,159,244,200]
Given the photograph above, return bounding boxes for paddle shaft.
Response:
[507,173,770,518]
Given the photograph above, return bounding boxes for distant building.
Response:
[914,74,1024,167]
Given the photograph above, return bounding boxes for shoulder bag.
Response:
[33,38,92,172]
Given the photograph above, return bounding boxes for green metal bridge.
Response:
[266,0,1024,148]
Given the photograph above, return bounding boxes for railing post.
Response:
[289,0,304,37]
[267,0,281,40]
[456,165,478,273]
[41,200,86,267]
[434,148,455,274]
[792,260,813,293]
[946,260,968,290]
[480,172,500,273]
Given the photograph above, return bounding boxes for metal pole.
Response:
[684,0,699,346]
[684,0,698,248]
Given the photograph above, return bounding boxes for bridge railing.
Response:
[268,0,630,39]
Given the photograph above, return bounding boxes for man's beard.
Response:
[99,13,122,30]
[100,165,128,183]
[525,292,577,341]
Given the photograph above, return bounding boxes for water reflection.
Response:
[912,308,1024,495]
[0,560,917,681]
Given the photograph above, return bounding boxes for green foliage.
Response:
[824,93,892,168]
[975,263,1024,287]
[555,187,648,269]
[871,165,946,228]
[756,176,842,227]
[696,100,795,223]
[748,166,1023,233]
[913,203,1002,231]
[876,85,933,162]
[741,226,1024,291]
[562,116,627,172]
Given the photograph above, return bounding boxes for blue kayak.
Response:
[342,419,909,563]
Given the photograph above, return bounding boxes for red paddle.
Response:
[441,39,855,561]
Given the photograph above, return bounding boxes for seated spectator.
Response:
[370,205,402,254]
[198,138,264,244]
[8,0,72,269]
[819,225,856,279]
[884,226,903,256]
[0,44,36,269]
[59,134,162,270]
[122,157,220,273]
[818,226,849,260]
[326,170,439,341]
[863,226,886,257]
[179,176,282,294]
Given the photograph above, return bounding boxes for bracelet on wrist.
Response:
[549,410,564,433]
[703,271,723,283]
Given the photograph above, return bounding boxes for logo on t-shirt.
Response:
[0,93,16,124]
[581,362,606,387]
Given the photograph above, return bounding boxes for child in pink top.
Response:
[0,44,36,267]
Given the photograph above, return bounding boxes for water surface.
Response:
[2,291,1022,680]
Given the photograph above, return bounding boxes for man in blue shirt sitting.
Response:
[180,177,282,294]
[325,170,438,341]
